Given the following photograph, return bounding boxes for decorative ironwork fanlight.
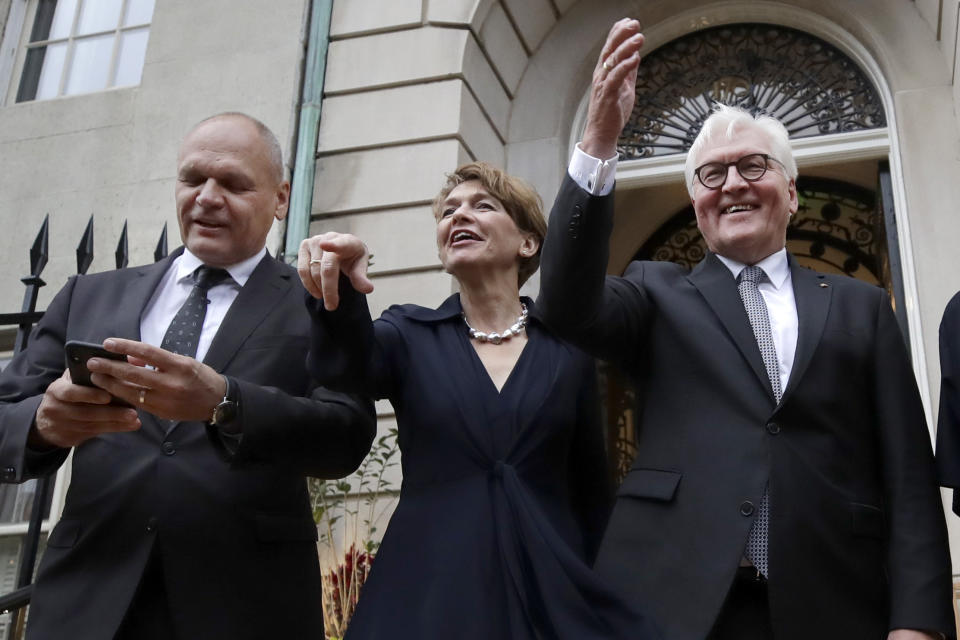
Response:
[619,24,886,159]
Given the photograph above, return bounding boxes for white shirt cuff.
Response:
[567,144,618,196]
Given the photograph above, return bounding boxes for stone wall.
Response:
[312,0,579,313]
[0,0,309,310]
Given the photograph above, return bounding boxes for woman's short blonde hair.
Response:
[433,162,547,286]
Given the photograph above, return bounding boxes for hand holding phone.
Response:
[64,340,133,406]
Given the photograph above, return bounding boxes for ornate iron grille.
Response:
[635,177,882,283]
[619,24,886,159]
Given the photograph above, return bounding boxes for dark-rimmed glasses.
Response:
[694,153,786,190]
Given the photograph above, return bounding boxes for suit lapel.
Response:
[688,253,774,398]
[202,252,291,373]
[780,256,831,402]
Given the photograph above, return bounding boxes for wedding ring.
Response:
[602,58,613,71]
[309,258,323,265]
[138,389,146,405]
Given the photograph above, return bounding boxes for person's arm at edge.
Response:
[935,292,960,510]
[0,278,80,481]
[872,290,955,638]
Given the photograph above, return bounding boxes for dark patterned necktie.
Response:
[160,266,232,358]
[737,265,781,578]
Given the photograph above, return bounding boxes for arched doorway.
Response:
[602,23,900,481]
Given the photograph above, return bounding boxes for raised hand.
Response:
[297,232,374,310]
[86,338,225,422]
[581,18,644,159]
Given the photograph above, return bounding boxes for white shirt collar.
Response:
[175,247,266,288]
[715,248,790,290]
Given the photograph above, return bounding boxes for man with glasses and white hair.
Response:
[538,18,953,640]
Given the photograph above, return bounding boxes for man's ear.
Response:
[275,181,291,221]
[787,179,798,216]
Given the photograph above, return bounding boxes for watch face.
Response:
[213,400,237,425]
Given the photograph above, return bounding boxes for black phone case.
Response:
[64,341,134,407]
[65,341,127,386]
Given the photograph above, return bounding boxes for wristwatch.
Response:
[209,374,239,430]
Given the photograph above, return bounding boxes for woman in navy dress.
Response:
[298,163,658,639]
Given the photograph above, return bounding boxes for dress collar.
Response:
[399,293,539,324]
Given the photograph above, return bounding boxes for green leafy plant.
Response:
[310,428,399,640]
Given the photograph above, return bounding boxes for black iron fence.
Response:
[0,215,169,640]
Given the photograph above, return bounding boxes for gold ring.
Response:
[309,258,323,265]
[138,389,146,405]
[602,59,613,71]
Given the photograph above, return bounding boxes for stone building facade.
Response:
[1,0,959,628]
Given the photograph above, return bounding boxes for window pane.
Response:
[34,42,68,99]
[48,0,79,39]
[64,34,114,95]
[76,0,123,35]
[30,0,75,42]
[114,28,148,87]
[124,0,155,27]
[17,47,43,101]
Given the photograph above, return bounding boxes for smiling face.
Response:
[690,126,797,265]
[175,116,289,267]
[435,180,538,283]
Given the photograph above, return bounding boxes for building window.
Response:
[16,0,154,102]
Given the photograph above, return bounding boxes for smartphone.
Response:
[64,340,133,406]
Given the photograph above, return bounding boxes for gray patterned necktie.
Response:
[160,266,232,358]
[737,265,780,578]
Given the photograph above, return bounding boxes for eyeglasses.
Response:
[694,153,786,190]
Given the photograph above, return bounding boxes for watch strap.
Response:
[210,374,240,431]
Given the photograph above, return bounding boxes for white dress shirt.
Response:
[568,144,619,196]
[139,247,265,362]
[715,250,798,392]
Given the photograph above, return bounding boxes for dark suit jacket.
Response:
[0,249,376,640]
[538,175,954,640]
[937,291,960,514]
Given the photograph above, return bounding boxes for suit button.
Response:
[146,517,158,532]
[2,467,15,481]
[766,422,781,435]
[740,501,755,516]
[161,441,176,456]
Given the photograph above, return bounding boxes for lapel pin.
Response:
[819,283,829,288]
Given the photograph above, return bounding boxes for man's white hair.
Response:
[684,103,797,197]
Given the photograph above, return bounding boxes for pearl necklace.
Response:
[462,303,528,345]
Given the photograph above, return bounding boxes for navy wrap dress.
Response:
[306,288,658,640]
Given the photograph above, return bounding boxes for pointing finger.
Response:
[319,250,342,311]
[298,239,324,298]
